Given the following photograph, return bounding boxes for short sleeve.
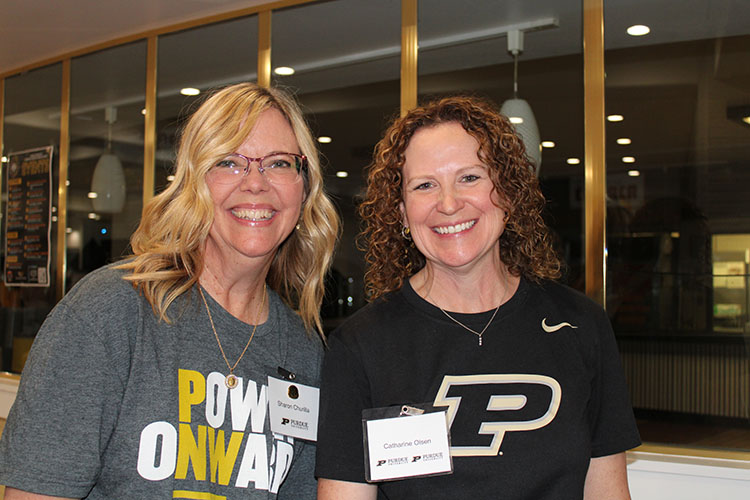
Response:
[278,440,318,499]
[588,308,641,457]
[0,300,127,497]
[315,330,372,483]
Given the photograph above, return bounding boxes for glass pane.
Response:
[156,16,259,194]
[68,41,146,291]
[1,63,62,372]
[605,0,750,450]
[273,0,401,329]
[418,0,585,290]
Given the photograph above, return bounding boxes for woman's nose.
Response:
[437,186,462,214]
[239,163,270,192]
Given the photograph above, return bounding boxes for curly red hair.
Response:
[359,95,561,300]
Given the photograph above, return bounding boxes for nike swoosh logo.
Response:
[541,318,578,333]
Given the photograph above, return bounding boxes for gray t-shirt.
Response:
[0,264,322,499]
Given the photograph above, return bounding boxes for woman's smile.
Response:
[432,219,477,235]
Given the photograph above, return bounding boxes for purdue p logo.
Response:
[433,374,561,457]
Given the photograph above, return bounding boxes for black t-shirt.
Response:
[316,278,641,500]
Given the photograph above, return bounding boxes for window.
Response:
[1,64,62,372]
[605,0,750,450]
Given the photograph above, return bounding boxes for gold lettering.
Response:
[207,427,243,485]
[176,423,207,481]
[179,369,206,423]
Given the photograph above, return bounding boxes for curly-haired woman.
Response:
[0,83,339,499]
[316,95,639,500]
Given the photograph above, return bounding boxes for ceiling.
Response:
[0,0,269,75]
[3,0,750,77]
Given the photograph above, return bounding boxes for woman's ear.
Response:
[399,201,408,229]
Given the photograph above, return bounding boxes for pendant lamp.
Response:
[500,30,541,175]
[91,106,126,213]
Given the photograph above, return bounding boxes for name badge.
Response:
[363,405,452,482]
[268,376,320,441]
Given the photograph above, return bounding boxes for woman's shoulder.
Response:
[526,278,607,315]
[268,288,323,350]
[325,288,408,344]
[527,277,591,302]
[58,263,142,316]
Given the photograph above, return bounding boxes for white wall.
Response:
[627,451,750,499]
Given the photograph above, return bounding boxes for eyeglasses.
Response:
[208,152,307,185]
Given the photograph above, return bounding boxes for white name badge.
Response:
[364,409,452,482]
[268,376,320,441]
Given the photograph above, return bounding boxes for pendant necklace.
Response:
[433,270,510,346]
[198,284,266,389]
[438,304,500,346]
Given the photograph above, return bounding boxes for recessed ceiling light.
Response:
[274,66,295,76]
[180,87,200,96]
[66,227,73,234]
[87,192,98,199]
[318,136,332,144]
[1,156,7,163]
[336,171,349,178]
[622,156,636,163]
[628,170,640,177]
[141,108,147,115]
[88,212,98,219]
[509,116,524,124]
[166,175,175,182]
[616,137,632,145]
[541,141,555,148]
[607,114,624,122]
[743,116,750,125]
[627,25,650,36]
[566,158,581,165]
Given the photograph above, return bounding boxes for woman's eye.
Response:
[267,159,292,169]
[461,174,480,182]
[216,159,237,169]
[413,182,433,191]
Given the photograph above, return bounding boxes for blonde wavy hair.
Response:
[117,83,339,335]
[360,95,561,301]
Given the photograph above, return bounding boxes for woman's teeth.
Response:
[232,208,273,221]
[434,220,475,234]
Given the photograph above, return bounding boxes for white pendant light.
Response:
[91,106,126,213]
[500,30,541,175]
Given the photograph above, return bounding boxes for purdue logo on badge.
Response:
[288,385,299,399]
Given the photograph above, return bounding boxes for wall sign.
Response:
[4,146,53,287]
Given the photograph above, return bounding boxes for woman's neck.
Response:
[199,262,269,325]
[410,262,519,314]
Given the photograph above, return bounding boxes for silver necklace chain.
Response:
[432,270,511,346]
[438,305,501,346]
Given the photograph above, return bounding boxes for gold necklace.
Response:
[433,270,510,347]
[198,285,266,389]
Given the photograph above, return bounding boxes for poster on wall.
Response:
[3,146,53,287]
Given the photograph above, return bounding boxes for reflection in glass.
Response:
[605,0,750,450]
[68,41,146,291]
[1,64,62,372]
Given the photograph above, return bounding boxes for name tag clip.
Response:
[399,405,425,417]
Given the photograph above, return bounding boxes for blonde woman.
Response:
[0,83,339,500]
